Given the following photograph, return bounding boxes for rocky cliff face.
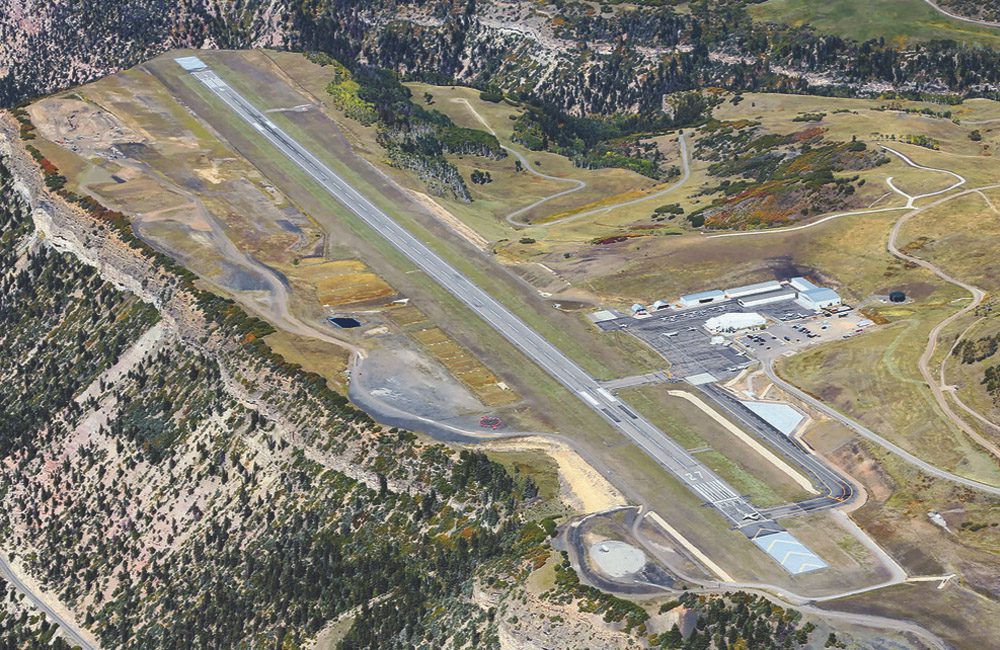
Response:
[0,116,534,648]
[6,0,1000,117]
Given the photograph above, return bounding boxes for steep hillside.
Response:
[0,124,538,647]
[7,1,1000,115]
[0,575,74,649]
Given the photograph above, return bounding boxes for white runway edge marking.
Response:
[644,511,736,582]
[597,387,618,402]
[180,59,766,527]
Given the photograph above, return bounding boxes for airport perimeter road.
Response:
[698,384,858,519]
[0,552,98,650]
[182,60,766,529]
[764,359,1000,498]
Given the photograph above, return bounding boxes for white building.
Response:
[795,287,841,311]
[790,276,818,292]
[725,280,783,299]
[679,289,728,308]
[704,312,766,333]
[738,287,797,308]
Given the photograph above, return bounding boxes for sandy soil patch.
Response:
[406,189,490,251]
[482,437,627,512]
[29,97,144,151]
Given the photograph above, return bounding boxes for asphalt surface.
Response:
[764,358,1000,498]
[697,383,858,519]
[185,61,767,528]
[0,553,97,650]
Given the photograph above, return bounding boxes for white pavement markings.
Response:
[668,390,818,494]
[644,511,736,582]
[182,61,766,527]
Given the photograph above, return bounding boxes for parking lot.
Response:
[598,298,869,382]
[736,308,870,365]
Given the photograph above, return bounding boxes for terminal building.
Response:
[705,312,766,333]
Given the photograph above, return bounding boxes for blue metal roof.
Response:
[801,287,840,303]
[753,531,828,574]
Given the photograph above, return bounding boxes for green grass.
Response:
[778,282,1000,486]
[698,450,788,508]
[752,0,1000,47]
[618,385,812,508]
[487,449,566,519]
[204,52,667,380]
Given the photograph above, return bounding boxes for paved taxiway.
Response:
[184,60,769,528]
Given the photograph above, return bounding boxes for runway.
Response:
[181,58,768,529]
[698,384,857,518]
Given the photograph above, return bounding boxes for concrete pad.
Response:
[752,531,827,575]
[175,56,207,71]
[588,540,646,578]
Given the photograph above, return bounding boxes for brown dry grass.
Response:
[389,305,520,406]
[292,258,397,307]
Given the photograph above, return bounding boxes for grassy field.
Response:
[778,281,1000,486]
[263,330,351,392]
[619,385,812,508]
[32,47,1000,601]
[751,0,1000,47]
[185,50,670,382]
[893,189,1000,433]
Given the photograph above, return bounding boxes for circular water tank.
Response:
[889,291,906,303]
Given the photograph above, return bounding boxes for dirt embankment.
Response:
[0,113,407,495]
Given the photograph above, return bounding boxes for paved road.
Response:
[448,98,587,227]
[697,383,858,519]
[540,132,691,228]
[920,0,1000,28]
[452,97,692,229]
[566,507,947,650]
[184,61,766,528]
[764,358,1000,498]
[0,552,97,649]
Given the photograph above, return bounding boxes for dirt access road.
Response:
[716,141,1000,491]
[452,97,691,228]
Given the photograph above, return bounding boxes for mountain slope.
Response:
[0,117,535,648]
[7,1,1000,114]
